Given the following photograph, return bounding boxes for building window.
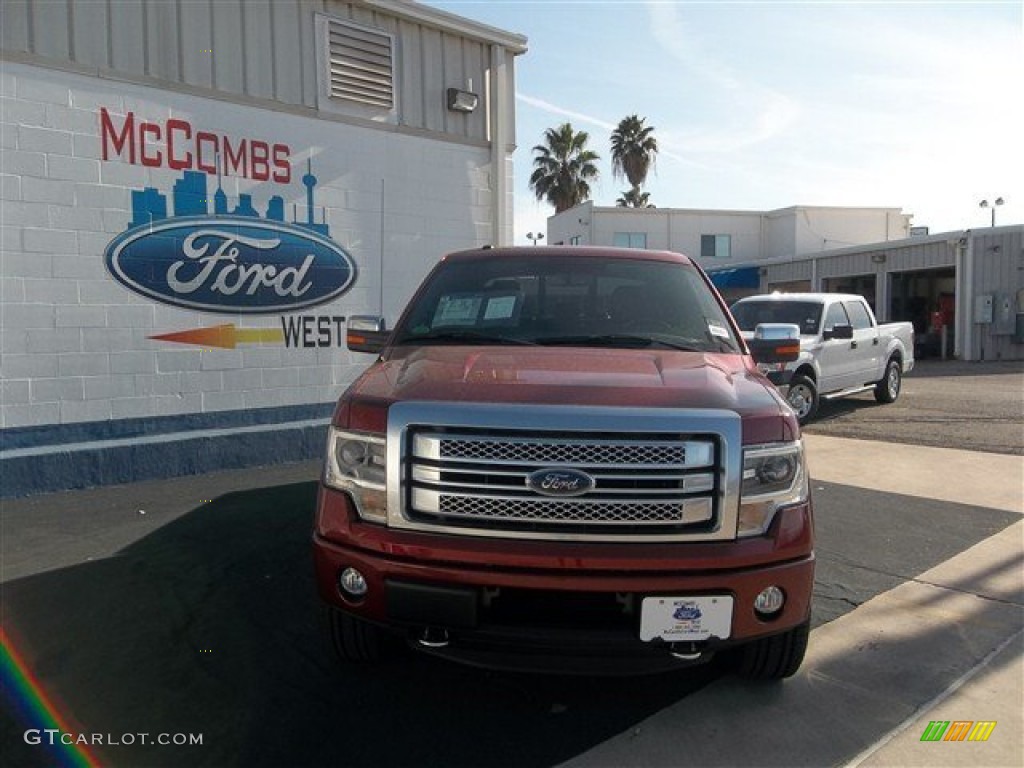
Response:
[613,232,647,249]
[316,15,397,122]
[569,235,582,245]
[700,234,731,258]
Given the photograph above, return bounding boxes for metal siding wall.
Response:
[210,0,244,94]
[818,253,874,279]
[33,0,71,59]
[4,0,500,142]
[347,3,375,27]
[145,0,180,82]
[71,0,109,69]
[0,1,30,53]
[179,1,214,90]
[298,0,322,108]
[243,0,274,100]
[420,26,444,133]
[110,0,145,74]
[974,229,1024,360]
[272,0,304,106]
[767,261,811,283]
[441,33,464,136]
[399,19,424,127]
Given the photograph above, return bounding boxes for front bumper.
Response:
[313,488,815,673]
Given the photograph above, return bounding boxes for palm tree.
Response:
[610,114,658,196]
[529,123,600,214]
[616,188,653,208]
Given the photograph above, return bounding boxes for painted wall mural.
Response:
[99,109,356,349]
[1,59,494,434]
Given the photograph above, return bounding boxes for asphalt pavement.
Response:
[804,358,1023,455]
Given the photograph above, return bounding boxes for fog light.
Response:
[754,586,785,616]
[339,567,368,599]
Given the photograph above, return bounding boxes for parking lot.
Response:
[1,360,1021,768]
[804,359,1023,455]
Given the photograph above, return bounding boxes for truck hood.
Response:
[350,346,786,417]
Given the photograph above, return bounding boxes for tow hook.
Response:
[417,627,450,648]
[670,642,703,661]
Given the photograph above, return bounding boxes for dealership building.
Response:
[550,202,1024,363]
[0,0,526,495]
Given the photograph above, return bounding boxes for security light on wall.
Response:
[447,88,478,113]
[871,253,887,264]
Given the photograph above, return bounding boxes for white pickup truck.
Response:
[731,293,914,423]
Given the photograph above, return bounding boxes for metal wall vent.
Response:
[327,20,394,109]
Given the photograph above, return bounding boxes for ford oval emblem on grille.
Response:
[526,468,596,497]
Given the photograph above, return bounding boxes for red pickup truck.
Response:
[313,246,813,678]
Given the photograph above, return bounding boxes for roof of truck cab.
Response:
[442,246,696,265]
[733,292,867,304]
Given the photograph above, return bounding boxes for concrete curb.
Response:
[559,513,1023,768]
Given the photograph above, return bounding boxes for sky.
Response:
[427,0,1023,244]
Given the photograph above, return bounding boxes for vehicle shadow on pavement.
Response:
[1,481,722,768]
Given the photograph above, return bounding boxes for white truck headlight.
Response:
[738,441,807,536]
[324,427,388,523]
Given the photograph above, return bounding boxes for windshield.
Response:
[390,255,740,352]
[730,300,823,336]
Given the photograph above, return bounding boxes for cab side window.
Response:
[843,300,874,331]
[823,302,850,331]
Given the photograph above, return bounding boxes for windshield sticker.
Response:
[433,295,482,326]
[708,323,730,338]
[483,295,518,321]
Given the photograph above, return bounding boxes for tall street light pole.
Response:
[979,197,1004,227]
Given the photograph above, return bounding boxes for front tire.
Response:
[737,620,810,680]
[786,375,818,425]
[874,358,902,403]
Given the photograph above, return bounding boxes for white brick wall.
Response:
[1,60,497,430]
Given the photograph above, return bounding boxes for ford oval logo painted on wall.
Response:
[527,468,596,497]
[104,217,356,314]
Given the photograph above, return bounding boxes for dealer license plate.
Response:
[639,595,733,642]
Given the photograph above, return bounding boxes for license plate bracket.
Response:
[639,595,733,642]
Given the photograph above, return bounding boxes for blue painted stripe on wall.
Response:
[1,420,330,498]
[0,402,336,451]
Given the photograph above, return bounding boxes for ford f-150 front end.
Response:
[313,247,814,678]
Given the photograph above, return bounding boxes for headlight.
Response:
[738,441,807,536]
[324,427,388,523]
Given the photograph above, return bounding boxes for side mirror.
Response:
[347,315,389,354]
[823,324,853,341]
[748,323,801,364]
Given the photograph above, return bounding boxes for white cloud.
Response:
[515,93,616,132]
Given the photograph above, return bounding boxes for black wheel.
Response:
[737,620,810,680]
[323,605,386,663]
[874,357,902,403]
[786,375,818,425]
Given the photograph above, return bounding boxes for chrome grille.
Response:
[433,494,713,525]
[386,402,742,543]
[407,430,719,534]
[438,438,690,467]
